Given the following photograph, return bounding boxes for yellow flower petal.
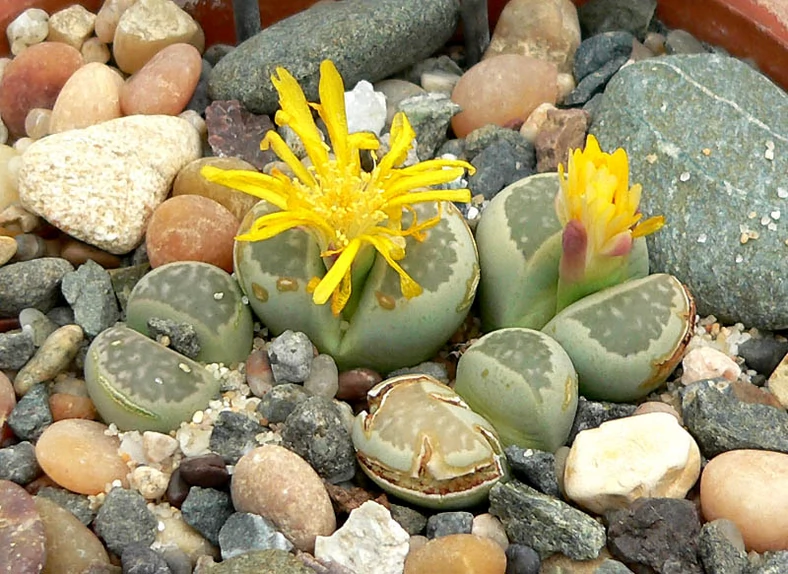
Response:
[201,166,289,210]
[312,238,360,305]
[261,130,316,189]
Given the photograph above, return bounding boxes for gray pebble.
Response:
[121,542,172,574]
[388,361,449,384]
[567,396,636,445]
[37,486,95,525]
[665,29,707,55]
[203,44,234,67]
[426,511,473,538]
[61,259,120,338]
[186,59,212,116]
[563,55,629,107]
[574,31,635,82]
[0,441,41,485]
[268,330,313,383]
[595,560,635,573]
[181,486,234,547]
[698,519,747,574]
[281,396,356,483]
[18,308,59,346]
[46,306,75,327]
[504,544,541,574]
[396,92,460,159]
[7,383,52,441]
[577,0,657,39]
[209,410,264,464]
[256,383,310,424]
[0,329,35,370]
[504,446,561,498]
[738,334,788,377]
[389,504,427,535]
[219,512,293,560]
[147,317,201,361]
[463,124,534,164]
[0,257,74,319]
[94,487,157,556]
[750,551,788,573]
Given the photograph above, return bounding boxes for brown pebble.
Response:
[179,453,230,488]
[35,495,110,573]
[534,107,590,172]
[337,368,383,402]
[60,237,122,268]
[14,324,84,395]
[0,480,46,573]
[0,42,84,138]
[633,401,682,422]
[451,54,557,139]
[404,533,506,574]
[35,419,129,495]
[50,62,124,134]
[48,393,98,421]
[121,43,202,116]
[145,195,239,273]
[246,349,275,398]
[165,468,190,509]
[172,156,261,221]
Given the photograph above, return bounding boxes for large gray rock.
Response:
[591,54,788,329]
[208,0,460,115]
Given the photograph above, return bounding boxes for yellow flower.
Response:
[556,134,664,259]
[202,60,474,315]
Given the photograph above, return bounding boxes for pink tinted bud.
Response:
[602,231,634,257]
[560,219,587,283]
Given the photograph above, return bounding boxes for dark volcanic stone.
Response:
[469,140,534,200]
[567,396,636,445]
[7,383,52,441]
[574,31,635,82]
[563,55,628,107]
[504,446,560,498]
[681,378,788,458]
[607,498,703,573]
[0,441,41,485]
[738,334,788,377]
[186,59,212,116]
[37,486,95,525]
[425,511,473,539]
[121,542,172,574]
[209,411,265,465]
[389,504,427,535]
[280,396,356,483]
[147,317,200,360]
[0,258,73,319]
[577,0,657,39]
[750,552,788,573]
[218,512,293,560]
[208,0,460,115]
[396,93,460,160]
[256,383,310,423]
[180,487,234,547]
[205,100,276,170]
[61,259,120,338]
[698,519,747,574]
[591,54,788,329]
[94,487,157,556]
[505,544,541,574]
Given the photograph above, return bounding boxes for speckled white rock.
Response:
[129,465,169,499]
[17,115,201,254]
[6,9,49,55]
[680,346,741,385]
[345,80,387,136]
[232,445,336,553]
[564,412,701,515]
[315,501,409,574]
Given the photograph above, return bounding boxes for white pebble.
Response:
[680,346,741,385]
[142,431,179,464]
[344,80,387,136]
[7,9,49,55]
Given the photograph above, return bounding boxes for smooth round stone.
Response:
[24,108,52,140]
[145,194,239,273]
[404,533,507,574]
[59,238,123,268]
[701,449,788,552]
[6,8,50,56]
[0,42,84,138]
[81,37,111,64]
[34,495,110,572]
[50,62,124,134]
[113,0,203,74]
[35,419,130,495]
[0,144,20,211]
[172,156,260,221]
[48,392,98,421]
[232,445,336,553]
[120,43,202,116]
[95,0,136,43]
[451,54,557,138]
[0,480,46,572]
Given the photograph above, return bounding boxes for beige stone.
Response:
[24,108,51,140]
[701,449,788,552]
[232,445,335,552]
[404,534,506,574]
[0,145,20,211]
[471,513,508,550]
[564,412,701,515]
[767,350,788,408]
[151,506,218,565]
[680,346,741,385]
[50,61,124,134]
[18,115,201,254]
[520,102,557,143]
[0,236,16,265]
[81,38,111,64]
[113,0,203,74]
[172,156,260,221]
[451,54,557,138]
[47,5,97,51]
[95,0,137,44]
[484,0,581,74]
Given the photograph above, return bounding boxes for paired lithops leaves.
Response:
[235,202,479,372]
[125,262,254,365]
[475,173,649,331]
[454,328,578,452]
[352,374,509,509]
[542,273,695,402]
[84,326,221,432]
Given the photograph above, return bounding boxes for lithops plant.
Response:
[542,273,695,402]
[476,135,663,331]
[352,374,509,509]
[454,328,578,452]
[125,261,253,365]
[201,60,478,373]
[84,325,221,432]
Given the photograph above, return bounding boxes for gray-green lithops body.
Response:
[352,374,509,509]
[125,262,253,365]
[234,202,479,372]
[454,328,578,452]
[542,273,695,402]
[84,325,221,432]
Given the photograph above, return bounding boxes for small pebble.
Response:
[7,383,52,441]
[208,410,265,464]
[164,469,190,509]
[61,260,120,337]
[94,487,158,556]
[0,258,74,321]
[18,307,58,346]
[698,518,748,574]
[80,37,111,64]
[504,446,561,498]
[472,513,509,550]
[6,9,49,55]
[95,0,136,43]
[179,453,230,488]
[121,542,173,574]
[219,512,293,560]
[172,156,259,221]
[0,235,16,265]
[268,330,313,383]
[680,346,741,385]
[0,441,41,484]
[13,324,84,395]
[303,353,339,398]
[47,5,96,51]
[404,533,507,574]
[336,367,382,401]
[390,504,428,535]
[35,419,129,494]
[505,544,541,574]
[50,62,124,134]
[426,511,474,539]
[48,392,97,421]
[245,348,275,397]
[344,80,387,136]
[0,480,46,572]
[37,486,95,525]
[129,465,170,500]
[0,329,36,370]
[181,486,234,546]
